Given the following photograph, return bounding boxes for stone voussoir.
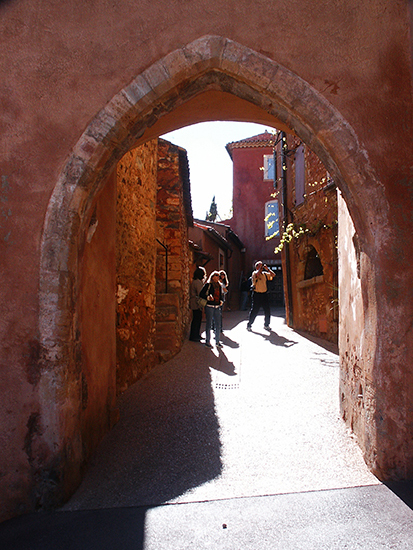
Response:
[182,35,227,72]
[222,43,279,92]
[160,47,195,89]
[123,74,156,112]
[141,60,173,102]
[84,109,119,144]
[103,92,135,125]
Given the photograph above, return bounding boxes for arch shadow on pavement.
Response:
[61,349,224,511]
[0,341,234,550]
[4,310,413,549]
[0,506,149,550]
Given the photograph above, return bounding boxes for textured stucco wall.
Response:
[338,193,368,454]
[0,0,412,521]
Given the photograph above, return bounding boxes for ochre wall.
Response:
[285,141,338,343]
[116,140,158,393]
[0,0,412,522]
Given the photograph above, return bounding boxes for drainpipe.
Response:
[281,132,293,324]
[273,147,277,190]
[156,239,168,293]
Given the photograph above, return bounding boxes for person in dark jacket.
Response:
[189,266,206,342]
[200,270,223,348]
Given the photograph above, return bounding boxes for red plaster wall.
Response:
[228,145,281,273]
[189,226,221,275]
[188,222,244,309]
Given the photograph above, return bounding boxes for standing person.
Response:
[200,271,223,348]
[219,270,229,302]
[247,261,275,331]
[189,266,206,342]
[239,275,251,311]
[219,270,229,331]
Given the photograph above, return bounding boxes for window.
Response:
[219,249,225,270]
[304,246,323,279]
[263,154,275,181]
[265,200,279,238]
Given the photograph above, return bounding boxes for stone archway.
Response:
[39,35,387,503]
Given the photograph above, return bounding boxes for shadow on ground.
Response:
[0,341,228,549]
[0,345,220,549]
[385,481,413,511]
[0,507,149,550]
[295,329,339,355]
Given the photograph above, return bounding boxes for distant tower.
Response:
[206,196,218,222]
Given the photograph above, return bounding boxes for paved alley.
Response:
[62,310,378,509]
[2,311,413,549]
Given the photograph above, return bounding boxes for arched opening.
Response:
[39,35,387,504]
[304,245,324,280]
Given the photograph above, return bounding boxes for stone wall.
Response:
[155,139,192,357]
[116,141,158,393]
[283,139,338,343]
[116,138,192,389]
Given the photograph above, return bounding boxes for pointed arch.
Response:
[38,35,387,496]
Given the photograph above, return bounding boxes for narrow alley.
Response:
[2,311,413,549]
[62,310,376,509]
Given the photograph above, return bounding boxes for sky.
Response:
[162,121,276,221]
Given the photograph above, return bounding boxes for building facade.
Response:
[189,219,245,310]
[224,130,337,343]
[224,132,284,307]
[277,134,339,344]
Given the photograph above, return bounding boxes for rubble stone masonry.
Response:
[155,139,191,358]
[116,138,191,392]
[116,141,158,394]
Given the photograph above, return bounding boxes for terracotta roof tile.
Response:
[226,131,277,158]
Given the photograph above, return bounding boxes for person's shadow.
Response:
[206,347,237,377]
[251,327,297,347]
[220,333,240,349]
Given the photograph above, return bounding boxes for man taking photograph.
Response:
[247,261,275,331]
